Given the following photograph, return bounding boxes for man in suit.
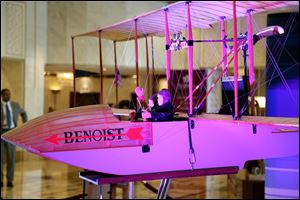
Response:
[1,88,27,188]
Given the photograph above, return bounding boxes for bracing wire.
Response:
[252,13,299,110]
[219,63,298,113]
[109,12,298,117]
[217,13,299,115]
[194,24,224,112]
[104,24,135,110]
[175,38,247,112]
[266,13,295,88]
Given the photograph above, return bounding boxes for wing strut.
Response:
[187,2,193,115]
[164,9,171,90]
[113,41,118,105]
[134,19,139,87]
[151,36,156,94]
[98,31,104,104]
[233,1,239,119]
[175,39,247,113]
[247,9,255,116]
[71,36,76,106]
[221,16,228,76]
[145,36,150,100]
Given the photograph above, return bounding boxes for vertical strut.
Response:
[187,2,193,115]
[220,16,228,76]
[98,31,103,104]
[71,36,76,107]
[164,9,171,89]
[134,19,139,87]
[233,1,239,119]
[113,41,118,105]
[247,9,255,116]
[151,36,155,94]
[145,36,150,100]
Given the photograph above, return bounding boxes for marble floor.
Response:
[1,147,244,199]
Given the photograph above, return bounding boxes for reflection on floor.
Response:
[1,148,242,199]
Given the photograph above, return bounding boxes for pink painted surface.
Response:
[221,17,227,75]
[233,1,239,118]
[41,123,152,152]
[134,19,139,86]
[41,118,298,175]
[3,1,298,177]
[247,10,255,87]
[72,1,298,41]
[1,105,152,153]
[164,9,171,87]
[190,115,299,170]
[187,3,193,115]
[1,107,298,175]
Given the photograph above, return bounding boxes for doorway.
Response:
[70,92,100,107]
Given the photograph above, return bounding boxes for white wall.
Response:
[1,1,47,119]
[24,2,47,119]
[1,1,25,59]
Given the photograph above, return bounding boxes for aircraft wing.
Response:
[196,113,298,128]
[72,1,298,41]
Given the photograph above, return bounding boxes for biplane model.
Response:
[1,1,299,190]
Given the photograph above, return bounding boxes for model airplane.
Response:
[1,1,299,177]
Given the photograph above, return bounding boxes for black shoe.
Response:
[7,182,13,187]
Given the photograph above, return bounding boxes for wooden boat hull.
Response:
[1,105,298,175]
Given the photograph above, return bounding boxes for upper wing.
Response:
[72,1,298,41]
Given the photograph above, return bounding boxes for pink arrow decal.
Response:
[46,127,144,144]
[46,135,59,144]
[127,127,143,140]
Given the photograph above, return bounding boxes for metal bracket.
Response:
[190,120,195,129]
[142,145,150,153]
[252,124,257,134]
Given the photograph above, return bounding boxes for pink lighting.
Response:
[164,9,171,89]
[187,2,193,115]
[233,1,239,119]
[1,0,298,181]
[220,16,228,76]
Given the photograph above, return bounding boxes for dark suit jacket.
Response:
[1,101,28,129]
[150,102,174,122]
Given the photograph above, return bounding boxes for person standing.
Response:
[1,88,27,188]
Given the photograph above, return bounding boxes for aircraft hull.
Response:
[1,105,298,175]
